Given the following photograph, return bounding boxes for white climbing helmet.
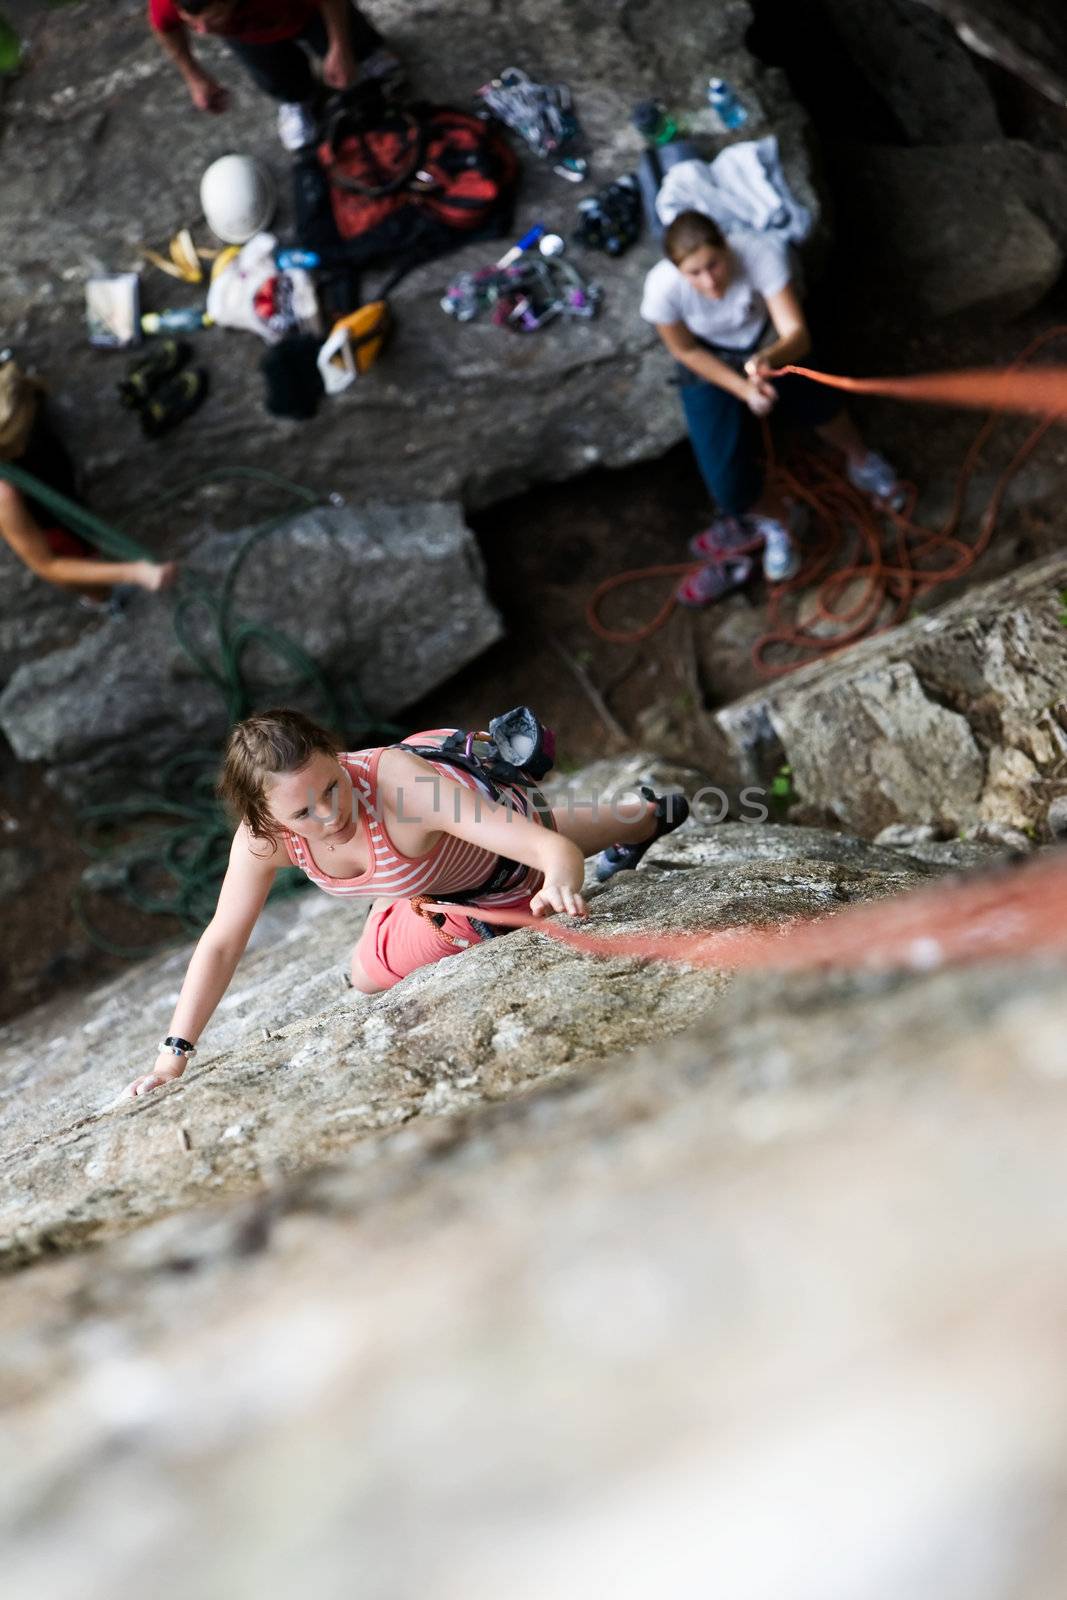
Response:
[199,154,276,245]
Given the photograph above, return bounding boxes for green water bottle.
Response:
[631,99,679,146]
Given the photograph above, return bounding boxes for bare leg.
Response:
[550,795,658,858]
[815,408,868,467]
[349,897,391,993]
[748,483,791,524]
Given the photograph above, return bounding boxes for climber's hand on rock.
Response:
[530,876,587,920]
[126,1052,188,1098]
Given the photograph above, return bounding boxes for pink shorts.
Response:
[355,897,530,989]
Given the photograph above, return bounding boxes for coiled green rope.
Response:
[0,460,401,956]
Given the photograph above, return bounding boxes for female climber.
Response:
[641,209,903,603]
[0,359,176,599]
[126,708,688,1096]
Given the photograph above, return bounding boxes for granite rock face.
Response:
[916,0,1067,107]
[819,0,1002,144]
[0,814,932,1268]
[831,140,1063,321]
[1,792,1066,1598]
[716,553,1067,839]
[0,501,502,795]
[0,0,820,517]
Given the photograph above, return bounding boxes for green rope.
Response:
[0,460,402,957]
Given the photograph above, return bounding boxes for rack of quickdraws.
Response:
[441,257,601,332]
[476,67,587,180]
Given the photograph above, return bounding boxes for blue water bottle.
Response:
[707,77,748,131]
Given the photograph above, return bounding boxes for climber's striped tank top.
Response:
[281,730,546,908]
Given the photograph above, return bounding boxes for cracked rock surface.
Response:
[716,552,1067,839]
[1,785,1066,1598]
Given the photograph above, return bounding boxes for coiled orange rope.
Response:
[586,332,1067,676]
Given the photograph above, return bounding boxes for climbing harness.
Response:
[0,458,397,955]
[442,255,601,330]
[475,67,587,179]
[586,330,1067,674]
[400,709,557,944]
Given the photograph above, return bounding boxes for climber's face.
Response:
[678,244,732,300]
[267,752,358,846]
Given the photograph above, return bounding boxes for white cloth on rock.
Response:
[206,232,320,345]
[655,136,813,247]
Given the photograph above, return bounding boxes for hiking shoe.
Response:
[750,516,801,583]
[688,515,754,560]
[595,785,690,883]
[117,338,190,410]
[277,100,317,152]
[140,367,208,438]
[847,449,906,511]
[675,556,752,608]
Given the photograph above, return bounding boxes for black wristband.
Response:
[162,1035,197,1056]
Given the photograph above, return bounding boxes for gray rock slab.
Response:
[0,0,822,518]
[0,816,933,1268]
[716,551,1067,839]
[833,140,1063,321]
[0,501,502,795]
[1,804,1067,1597]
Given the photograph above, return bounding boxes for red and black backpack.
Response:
[299,88,519,277]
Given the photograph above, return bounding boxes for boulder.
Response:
[0,0,822,516]
[0,502,502,796]
[715,552,1067,838]
[819,0,1002,144]
[1,796,1066,1597]
[831,140,1063,320]
[915,0,1067,108]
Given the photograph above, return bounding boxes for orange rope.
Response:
[427,848,1067,974]
[586,331,1067,675]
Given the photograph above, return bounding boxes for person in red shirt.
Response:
[148,1,400,149]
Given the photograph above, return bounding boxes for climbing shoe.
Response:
[118,338,191,410]
[675,557,752,608]
[140,367,208,439]
[595,785,690,882]
[847,450,907,511]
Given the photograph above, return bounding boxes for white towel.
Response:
[656,136,813,246]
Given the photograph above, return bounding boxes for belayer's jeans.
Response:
[679,364,843,516]
[225,5,385,103]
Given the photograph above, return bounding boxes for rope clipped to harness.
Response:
[401,709,557,942]
[422,847,1067,977]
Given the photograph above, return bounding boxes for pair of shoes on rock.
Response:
[119,340,208,439]
[595,785,690,883]
[689,504,808,586]
[276,49,406,150]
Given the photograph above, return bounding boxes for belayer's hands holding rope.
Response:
[744,354,778,417]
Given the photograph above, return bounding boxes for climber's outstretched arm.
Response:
[125,827,278,1097]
